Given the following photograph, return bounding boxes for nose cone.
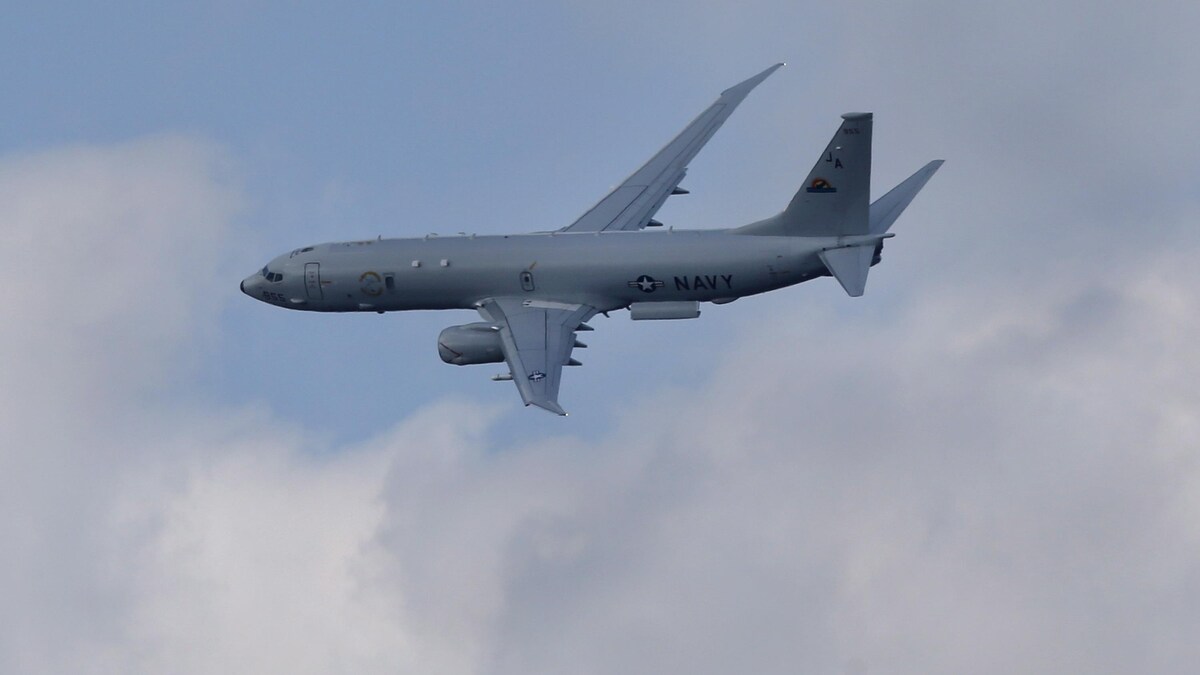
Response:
[241,274,260,298]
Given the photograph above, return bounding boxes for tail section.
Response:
[738,113,874,237]
[817,242,877,297]
[817,159,942,296]
[869,160,944,234]
[783,112,872,236]
[734,112,943,297]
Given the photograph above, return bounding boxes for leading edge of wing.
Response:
[559,63,784,234]
[477,298,597,416]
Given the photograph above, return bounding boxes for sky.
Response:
[2,1,1199,673]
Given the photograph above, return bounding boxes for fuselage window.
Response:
[384,274,395,292]
[520,271,535,291]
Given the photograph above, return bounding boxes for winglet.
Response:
[721,63,785,98]
[530,399,568,416]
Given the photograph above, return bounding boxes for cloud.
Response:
[0,135,240,673]
[9,182,1199,671]
[0,136,239,404]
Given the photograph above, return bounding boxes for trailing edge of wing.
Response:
[560,63,784,233]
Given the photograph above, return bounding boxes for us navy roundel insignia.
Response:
[528,370,546,382]
[628,275,664,293]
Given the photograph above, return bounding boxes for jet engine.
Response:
[438,323,505,365]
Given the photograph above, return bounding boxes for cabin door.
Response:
[305,262,323,300]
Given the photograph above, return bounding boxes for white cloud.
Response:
[0,136,240,673]
[0,136,239,403]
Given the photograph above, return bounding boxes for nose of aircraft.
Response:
[240,273,260,298]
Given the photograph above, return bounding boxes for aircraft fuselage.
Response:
[242,229,837,314]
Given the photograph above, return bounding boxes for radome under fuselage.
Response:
[240,229,838,314]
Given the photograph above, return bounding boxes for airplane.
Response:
[241,63,943,416]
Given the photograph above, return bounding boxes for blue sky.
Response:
[4,2,1200,673]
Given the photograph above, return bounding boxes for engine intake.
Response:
[438,323,505,365]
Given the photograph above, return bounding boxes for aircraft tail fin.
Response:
[730,114,943,296]
[736,113,873,237]
[869,160,944,234]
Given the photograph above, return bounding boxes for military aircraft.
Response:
[242,64,942,415]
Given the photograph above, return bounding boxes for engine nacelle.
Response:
[438,322,505,365]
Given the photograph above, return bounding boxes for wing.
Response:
[477,297,597,416]
[559,63,783,234]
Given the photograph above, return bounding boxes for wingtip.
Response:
[530,399,568,416]
[720,63,785,97]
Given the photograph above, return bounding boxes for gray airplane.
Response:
[242,64,942,415]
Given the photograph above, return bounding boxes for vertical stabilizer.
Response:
[735,113,873,237]
[781,112,872,235]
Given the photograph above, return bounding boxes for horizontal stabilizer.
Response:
[818,244,876,297]
[869,160,944,234]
